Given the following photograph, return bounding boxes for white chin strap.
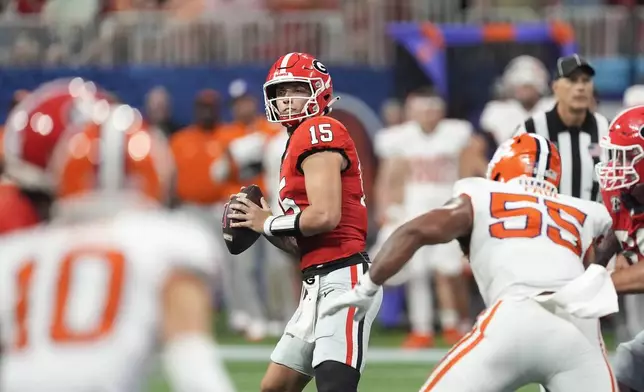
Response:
[324,96,341,115]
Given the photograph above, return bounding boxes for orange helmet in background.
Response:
[487,133,562,194]
[51,104,175,206]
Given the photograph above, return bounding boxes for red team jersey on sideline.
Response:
[601,188,644,263]
[0,183,39,235]
[279,116,368,270]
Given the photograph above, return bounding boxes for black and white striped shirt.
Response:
[515,105,609,201]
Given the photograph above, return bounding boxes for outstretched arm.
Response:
[321,194,475,321]
[369,195,474,285]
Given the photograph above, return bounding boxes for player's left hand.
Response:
[228,196,272,233]
[321,273,380,321]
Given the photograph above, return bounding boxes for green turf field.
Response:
[146,319,609,392]
[147,360,542,392]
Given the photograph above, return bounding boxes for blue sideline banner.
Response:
[0,66,391,130]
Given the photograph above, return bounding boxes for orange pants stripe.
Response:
[421,300,503,392]
[597,321,617,392]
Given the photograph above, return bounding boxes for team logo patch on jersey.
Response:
[611,196,621,213]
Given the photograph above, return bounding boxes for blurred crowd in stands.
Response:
[0,0,642,67]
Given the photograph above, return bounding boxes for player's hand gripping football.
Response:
[227,195,273,234]
[321,271,381,321]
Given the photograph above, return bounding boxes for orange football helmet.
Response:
[487,133,562,194]
[50,105,174,205]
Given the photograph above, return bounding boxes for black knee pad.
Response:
[314,360,360,392]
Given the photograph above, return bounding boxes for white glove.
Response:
[321,271,381,321]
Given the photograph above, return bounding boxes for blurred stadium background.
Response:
[2,0,643,391]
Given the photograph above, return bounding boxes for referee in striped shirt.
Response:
[515,54,609,201]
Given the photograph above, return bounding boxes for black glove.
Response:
[621,192,644,218]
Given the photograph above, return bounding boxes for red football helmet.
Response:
[596,105,644,191]
[2,78,112,192]
[263,52,336,127]
[487,133,562,194]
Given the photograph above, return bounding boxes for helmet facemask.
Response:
[263,78,325,124]
[596,137,644,191]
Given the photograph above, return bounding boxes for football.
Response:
[222,184,263,255]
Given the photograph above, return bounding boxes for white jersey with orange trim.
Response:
[393,119,472,219]
[0,209,220,392]
[420,177,617,392]
[453,177,612,306]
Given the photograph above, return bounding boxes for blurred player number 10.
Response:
[13,249,124,350]
[276,123,367,216]
[489,192,587,257]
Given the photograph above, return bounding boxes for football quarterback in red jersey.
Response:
[595,105,644,392]
[228,52,383,392]
[0,78,110,235]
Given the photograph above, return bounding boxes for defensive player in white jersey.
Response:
[378,89,485,347]
[0,105,235,392]
[324,133,618,391]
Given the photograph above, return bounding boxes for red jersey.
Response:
[0,182,40,235]
[601,188,644,263]
[279,116,368,270]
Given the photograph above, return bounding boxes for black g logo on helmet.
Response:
[312,60,328,75]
